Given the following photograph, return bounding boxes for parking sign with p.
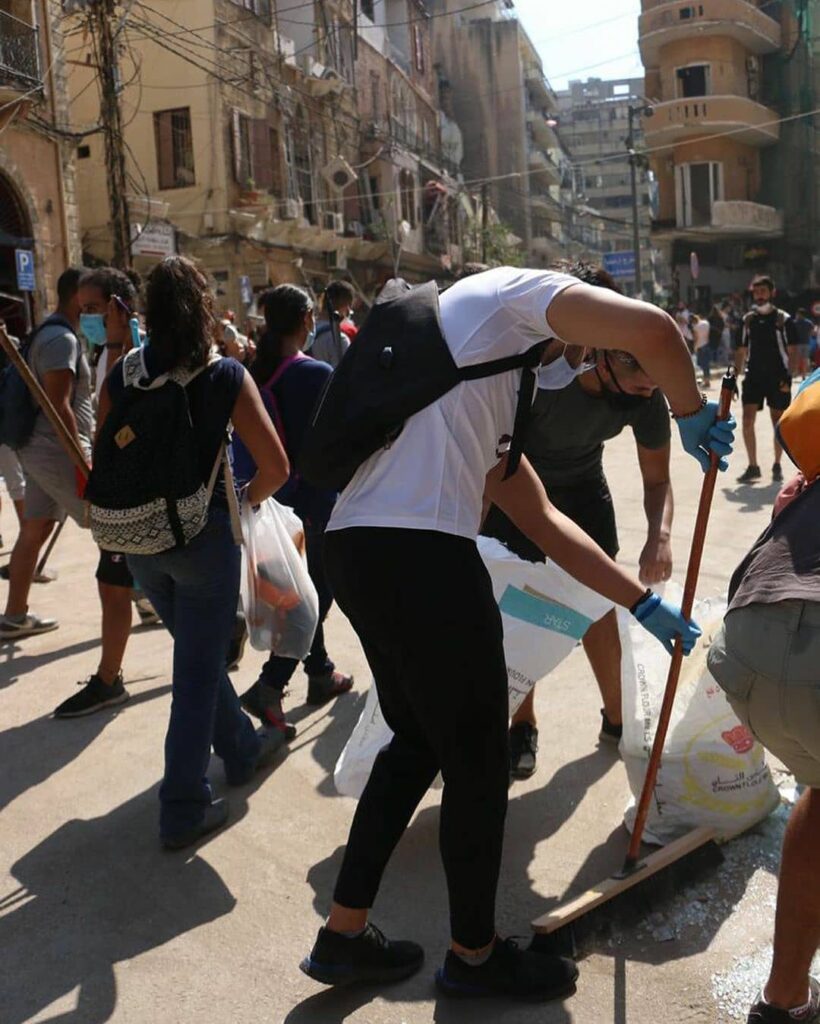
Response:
[15,249,35,292]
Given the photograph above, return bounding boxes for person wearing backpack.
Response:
[233,285,353,739]
[91,256,289,849]
[307,280,358,368]
[0,268,91,642]
[298,266,735,1001]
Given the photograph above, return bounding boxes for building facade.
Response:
[0,0,81,336]
[640,0,818,305]
[429,0,572,266]
[556,77,658,298]
[66,0,463,317]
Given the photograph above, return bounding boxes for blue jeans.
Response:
[256,523,335,691]
[128,507,260,838]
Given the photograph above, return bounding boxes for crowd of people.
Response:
[0,257,817,1021]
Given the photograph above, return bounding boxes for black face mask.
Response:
[595,353,650,410]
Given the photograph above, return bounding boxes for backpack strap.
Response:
[261,353,309,450]
[204,439,243,546]
[456,342,547,480]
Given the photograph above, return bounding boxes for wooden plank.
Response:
[531,826,719,934]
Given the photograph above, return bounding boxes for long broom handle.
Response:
[35,519,65,577]
[0,325,90,479]
[623,370,736,871]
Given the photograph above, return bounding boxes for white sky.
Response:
[511,0,644,91]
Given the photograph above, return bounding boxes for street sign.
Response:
[603,251,636,280]
[238,275,253,306]
[130,221,176,258]
[15,249,35,291]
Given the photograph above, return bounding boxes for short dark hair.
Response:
[797,307,808,317]
[325,280,354,310]
[550,259,623,295]
[79,266,138,311]
[56,267,85,306]
[751,274,775,291]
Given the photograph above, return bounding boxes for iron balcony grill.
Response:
[0,11,41,93]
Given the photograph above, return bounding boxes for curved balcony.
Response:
[652,200,783,240]
[0,11,41,107]
[644,95,779,146]
[527,144,561,186]
[640,0,781,66]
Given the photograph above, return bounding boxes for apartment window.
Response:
[154,108,195,189]
[288,108,316,224]
[370,71,381,122]
[678,5,704,18]
[676,162,723,227]
[676,64,710,98]
[231,110,253,186]
[361,0,375,19]
[399,169,416,228]
[229,0,271,21]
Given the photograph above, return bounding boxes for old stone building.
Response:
[0,0,81,336]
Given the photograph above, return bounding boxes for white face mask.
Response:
[537,346,595,391]
[755,301,774,315]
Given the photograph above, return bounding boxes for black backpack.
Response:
[299,279,546,491]
[0,314,77,450]
[86,349,226,555]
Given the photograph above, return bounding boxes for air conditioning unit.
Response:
[297,54,315,76]
[280,197,304,220]
[322,211,345,234]
[327,248,348,271]
[321,156,358,193]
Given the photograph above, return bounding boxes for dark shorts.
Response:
[482,474,619,564]
[742,374,792,411]
[96,549,134,588]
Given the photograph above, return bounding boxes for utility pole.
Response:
[626,104,643,301]
[91,0,132,269]
[481,182,489,264]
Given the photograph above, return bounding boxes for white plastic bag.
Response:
[620,584,780,845]
[239,497,319,660]
[334,538,613,797]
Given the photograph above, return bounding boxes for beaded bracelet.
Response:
[670,392,708,420]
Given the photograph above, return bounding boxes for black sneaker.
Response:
[225,726,286,786]
[300,923,424,986]
[748,976,820,1022]
[0,611,58,640]
[161,798,230,851]
[737,465,762,484]
[435,937,578,1001]
[240,682,297,740]
[772,463,784,484]
[53,673,130,718]
[510,722,538,779]
[598,709,623,745]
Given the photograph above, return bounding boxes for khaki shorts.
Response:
[707,600,820,787]
[18,444,88,527]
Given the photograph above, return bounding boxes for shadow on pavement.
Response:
[0,637,104,689]
[0,682,171,811]
[721,482,780,515]
[1,746,282,1024]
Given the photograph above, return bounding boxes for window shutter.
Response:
[155,111,174,189]
[252,118,274,189]
[231,109,243,183]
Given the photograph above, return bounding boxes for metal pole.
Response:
[627,105,643,301]
[481,182,489,264]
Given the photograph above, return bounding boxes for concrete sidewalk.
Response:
[0,415,797,1024]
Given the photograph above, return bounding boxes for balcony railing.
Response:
[639,0,781,65]
[0,11,41,94]
[644,95,779,146]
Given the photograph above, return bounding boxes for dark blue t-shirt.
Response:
[233,356,337,527]
[106,348,245,505]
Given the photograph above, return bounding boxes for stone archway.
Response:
[0,167,35,338]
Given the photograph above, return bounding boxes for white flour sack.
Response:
[620,585,780,845]
[333,537,613,798]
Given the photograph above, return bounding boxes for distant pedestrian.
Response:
[307,280,357,368]
[734,275,798,485]
[792,309,815,380]
[693,314,712,388]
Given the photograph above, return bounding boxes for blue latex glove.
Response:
[632,592,702,656]
[676,401,736,472]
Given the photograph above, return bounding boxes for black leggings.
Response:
[325,527,509,949]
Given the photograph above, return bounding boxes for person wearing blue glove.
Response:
[631,589,702,655]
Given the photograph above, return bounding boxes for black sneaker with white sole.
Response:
[53,672,130,718]
[435,937,578,1002]
[300,923,424,987]
[737,464,762,484]
[748,976,820,1023]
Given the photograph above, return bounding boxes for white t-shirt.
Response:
[327,267,578,540]
[694,320,710,350]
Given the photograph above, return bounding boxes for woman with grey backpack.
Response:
[87,256,289,849]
